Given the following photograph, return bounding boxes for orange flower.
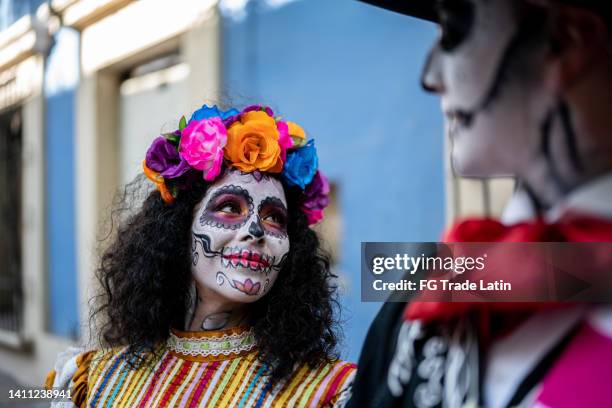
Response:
[287,121,307,148]
[225,111,283,173]
[143,160,174,203]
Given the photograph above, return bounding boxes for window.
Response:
[0,108,22,333]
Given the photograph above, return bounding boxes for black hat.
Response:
[359,0,609,23]
[358,0,437,21]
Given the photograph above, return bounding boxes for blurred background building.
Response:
[0,0,514,386]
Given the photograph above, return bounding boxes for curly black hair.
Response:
[90,171,340,380]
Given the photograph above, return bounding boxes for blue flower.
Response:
[221,108,239,120]
[189,104,239,123]
[282,139,318,189]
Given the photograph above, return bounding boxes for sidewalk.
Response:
[0,371,47,407]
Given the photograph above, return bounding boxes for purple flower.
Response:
[223,114,240,128]
[302,171,330,211]
[300,171,330,225]
[242,105,274,117]
[224,105,274,128]
[145,136,191,178]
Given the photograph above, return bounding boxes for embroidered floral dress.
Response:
[45,326,355,408]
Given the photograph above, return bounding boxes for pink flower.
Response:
[302,171,330,210]
[179,117,227,181]
[276,121,294,162]
[301,171,330,225]
[303,208,325,225]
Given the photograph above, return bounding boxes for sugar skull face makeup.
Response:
[191,169,290,303]
[422,0,552,177]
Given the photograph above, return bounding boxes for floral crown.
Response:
[143,104,329,225]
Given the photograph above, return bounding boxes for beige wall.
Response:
[0,0,221,386]
[0,53,75,386]
[76,1,221,348]
[119,64,190,186]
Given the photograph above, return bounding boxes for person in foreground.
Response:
[44,104,355,407]
[350,0,612,407]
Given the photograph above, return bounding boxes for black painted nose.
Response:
[248,220,265,238]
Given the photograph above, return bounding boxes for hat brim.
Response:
[358,0,437,22]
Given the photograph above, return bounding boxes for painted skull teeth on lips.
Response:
[221,246,274,274]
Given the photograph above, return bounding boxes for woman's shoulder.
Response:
[317,358,357,382]
[44,347,99,407]
[286,358,356,407]
[44,347,95,389]
[44,346,133,407]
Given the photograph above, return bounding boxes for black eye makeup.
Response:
[437,0,475,52]
[257,197,288,238]
[214,199,243,215]
[199,185,254,230]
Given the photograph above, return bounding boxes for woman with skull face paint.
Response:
[350,1,612,407]
[44,104,355,407]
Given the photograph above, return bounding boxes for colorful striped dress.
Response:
[45,326,356,407]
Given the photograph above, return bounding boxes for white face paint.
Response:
[422,0,553,177]
[191,170,290,303]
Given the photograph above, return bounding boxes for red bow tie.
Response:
[442,212,612,243]
[404,212,612,324]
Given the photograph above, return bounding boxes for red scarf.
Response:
[404,212,612,324]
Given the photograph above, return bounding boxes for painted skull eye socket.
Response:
[199,186,254,229]
[261,210,286,227]
[216,199,243,215]
[209,194,249,218]
[437,0,475,52]
[257,197,288,233]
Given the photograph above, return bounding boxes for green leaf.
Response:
[179,115,187,130]
[163,132,181,145]
[291,135,306,148]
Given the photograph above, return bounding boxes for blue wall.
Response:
[44,28,80,337]
[222,0,445,360]
[0,0,46,30]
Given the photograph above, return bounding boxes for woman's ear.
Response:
[544,4,609,93]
